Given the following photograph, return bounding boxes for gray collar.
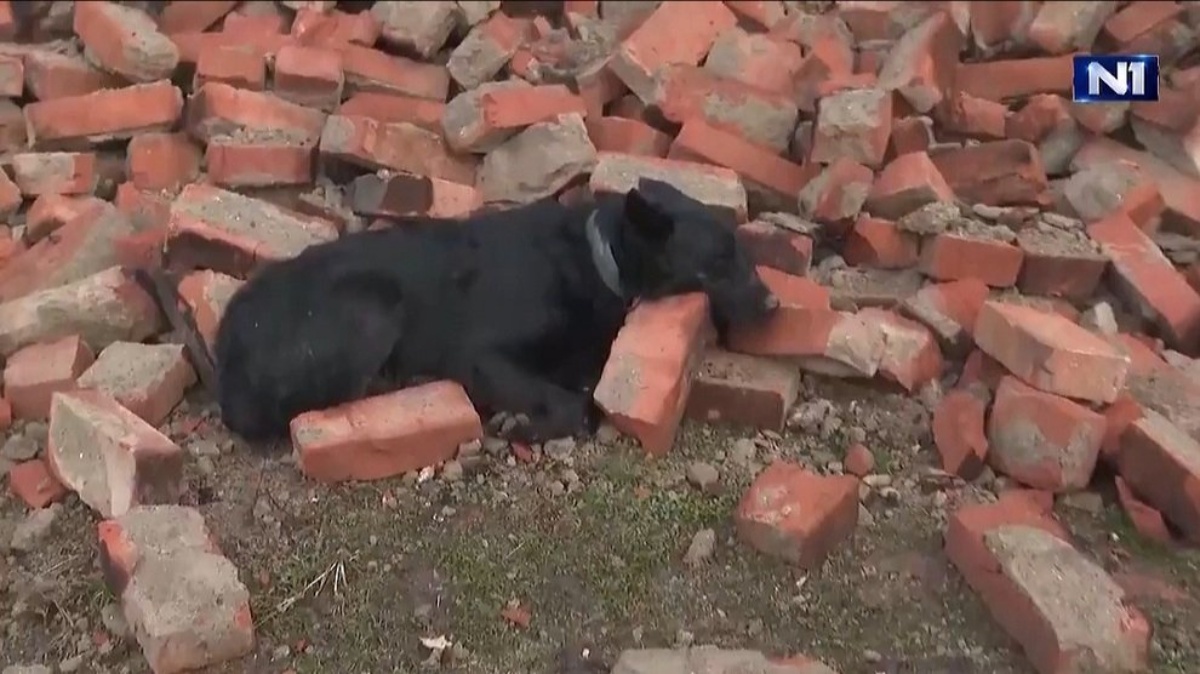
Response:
[585,210,626,302]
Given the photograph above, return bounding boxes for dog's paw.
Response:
[508,394,591,444]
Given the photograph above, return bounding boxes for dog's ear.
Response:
[623,187,674,241]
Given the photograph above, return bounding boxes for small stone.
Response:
[57,655,83,673]
[440,460,464,482]
[1081,302,1119,336]
[728,438,757,465]
[1,433,39,461]
[542,437,576,461]
[683,528,716,566]
[686,462,720,492]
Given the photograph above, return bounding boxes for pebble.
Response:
[441,460,464,482]
[683,528,716,566]
[542,437,576,461]
[58,655,83,673]
[728,438,757,465]
[1,434,39,462]
[686,462,720,492]
[1081,301,1119,336]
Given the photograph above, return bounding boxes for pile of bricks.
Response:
[0,0,1198,671]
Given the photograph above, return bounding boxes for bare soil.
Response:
[2,376,1199,674]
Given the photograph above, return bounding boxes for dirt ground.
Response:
[2,376,1199,674]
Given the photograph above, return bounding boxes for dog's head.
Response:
[615,178,779,327]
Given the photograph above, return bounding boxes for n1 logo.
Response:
[1072,54,1160,103]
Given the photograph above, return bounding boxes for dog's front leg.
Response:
[466,354,591,442]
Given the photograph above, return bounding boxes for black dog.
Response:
[212,178,779,444]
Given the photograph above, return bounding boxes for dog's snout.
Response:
[762,292,780,311]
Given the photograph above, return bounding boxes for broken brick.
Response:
[1119,410,1200,544]
[8,458,68,509]
[843,216,919,270]
[974,300,1131,404]
[320,114,477,185]
[932,389,988,479]
[3,334,95,421]
[177,270,243,350]
[126,132,202,192]
[593,294,713,456]
[589,152,748,224]
[735,461,859,569]
[608,1,737,103]
[988,376,1106,492]
[865,151,954,220]
[684,348,801,432]
[810,87,893,169]
[48,389,185,518]
[193,46,267,91]
[74,2,180,83]
[11,152,97,196]
[734,221,812,277]
[291,380,483,482]
[929,140,1049,207]
[75,342,196,427]
[919,231,1025,288]
[24,81,184,149]
[858,308,944,393]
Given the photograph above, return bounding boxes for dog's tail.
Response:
[129,266,220,397]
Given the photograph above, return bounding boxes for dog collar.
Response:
[585,210,627,303]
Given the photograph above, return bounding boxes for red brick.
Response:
[1028,2,1116,54]
[291,380,483,483]
[0,396,9,431]
[573,57,627,119]
[177,270,243,350]
[901,278,990,356]
[1073,136,1200,235]
[8,458,68,509]
[168,29,292,66]
[24,194,94,244]
[337,43,450,100]
[919,231,1024,288]
[291,7,380,47]
[24,81,184,149]
[0,99,25,152]
[113,183,172,232]
[608,1,737,103]
[796,157,873,226]
[338,92,444,131]
[74,2,180,83]
[839,2,945,42]
[734,221,812,277]
[1102,393,1146,464]
[1006,94,1071,145]
[935,90,1008,140]
[1130,87,1200,179]
[933,388,989,479]
[1114,475,1173,545]
[1088,213,1200,352]
[586,116,671,157]
[647,64,799,153]
[444,83,588,154]
[1119,410,1200,543]
[843,442,875,477]
[46,388,183,517]
[159,0,237,33]
[126,132,202,192]
[0,267,162,359]
[589,152,748,224]
[445,11,529,90]
[969,1,1039,53]
[187,81,327,146]
[956,55,1075,102]
[166,183,337,278]
[593,294,713,455]
[876,11,962,114]
[859,308,944,392]
[0,200,132,303]
[10,152,95,197]
[222,11,290,38]
[1015,226,1107,301]
[865,151,954,220]
[372,1,456,58]
[704,27,802,96]
[0,169,19,217]
[98,508,255,673]
[810,87,893,169]
[273,44,344,111]
[944,493,1150,674]
[929,140,1048,207]
[843,216,919,270]
[669,119,815,208]
[0,1,13,40]
[349,172,481,219]
[23,51,127,102]
[684,348,801,432]
[206,140,314,188]
[724,0,787,30]
[975,300,1131,404]
[193,45,266,90]
[3,334,95,420]
[988,375,1105,492]
[1060,160,1165,230]
[319,114,477,186]
[1104,1,1187,52]
[75,342,195,427]
[727,266,833,357]
[734,461,859,569]
[0,53,22,97]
